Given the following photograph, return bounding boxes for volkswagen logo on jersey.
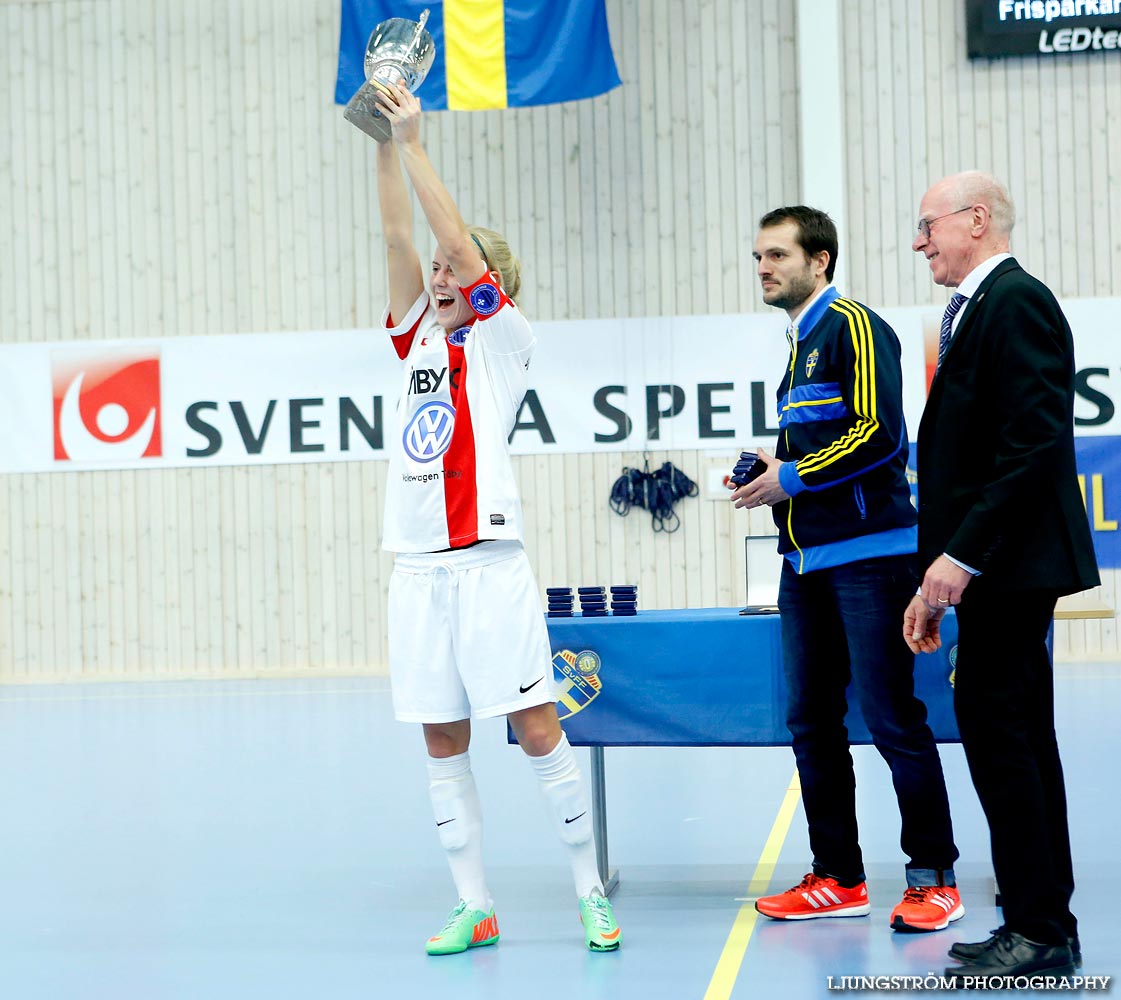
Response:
[447,324,471,346]
[403,401,456,462]
[469,282,501,316]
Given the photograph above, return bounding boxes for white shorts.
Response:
[387,540,557,723]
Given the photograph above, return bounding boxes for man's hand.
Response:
[731,448,790,510]
[904,595,944,654]
[919,554,973,608]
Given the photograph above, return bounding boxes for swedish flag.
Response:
[335,0,621,111]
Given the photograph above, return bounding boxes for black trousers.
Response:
[953,584,1075,946]
[779,555,958,883]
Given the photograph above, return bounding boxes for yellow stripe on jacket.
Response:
[795,299,880,476]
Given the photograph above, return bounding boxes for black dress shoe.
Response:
[949,929,1082,968]
[944,930,1074,983]
[948,928,1000,961]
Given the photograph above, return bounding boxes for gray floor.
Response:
[0,663,1118,999]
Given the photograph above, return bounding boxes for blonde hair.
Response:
[468,226,522,302]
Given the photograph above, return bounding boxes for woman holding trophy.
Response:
[370,79,621,956]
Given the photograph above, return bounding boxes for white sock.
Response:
[528,733,603,899]
[426,752,491,912]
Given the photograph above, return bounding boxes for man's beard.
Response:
[765,268,819,313]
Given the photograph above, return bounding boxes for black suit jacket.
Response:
[916,257,1099,594]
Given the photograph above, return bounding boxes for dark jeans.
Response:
[778,553,958,885]
[954,584,1074,946]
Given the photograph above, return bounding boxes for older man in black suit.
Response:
[904,171,1099,983]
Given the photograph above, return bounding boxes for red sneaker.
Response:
[890,885,964,932]
[755,873,870,920]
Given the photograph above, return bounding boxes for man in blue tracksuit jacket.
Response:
[732,206,960,932]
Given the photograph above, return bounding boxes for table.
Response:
[1053,592,1114,619]
[512,607,962,892]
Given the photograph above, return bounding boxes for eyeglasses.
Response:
[915,205,973,240]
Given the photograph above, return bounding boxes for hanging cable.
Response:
[609,461,697,533]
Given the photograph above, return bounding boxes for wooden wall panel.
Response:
[841,0,1121,308]
[838,0,1121,657]
[1,0,1114,682]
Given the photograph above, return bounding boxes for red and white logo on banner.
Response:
[52,351,163,461]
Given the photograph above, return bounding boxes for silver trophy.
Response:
[344,9,435,142]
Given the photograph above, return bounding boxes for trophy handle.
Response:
[410,10,430,54]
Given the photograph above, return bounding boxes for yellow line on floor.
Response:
[702,769,801,1000]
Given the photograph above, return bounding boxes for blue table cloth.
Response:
[532,607,960,747]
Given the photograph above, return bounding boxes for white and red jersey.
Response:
[381,272,534,553]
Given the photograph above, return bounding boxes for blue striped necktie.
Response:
[936,293,967,371]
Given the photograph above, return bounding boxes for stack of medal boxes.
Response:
[577,586,608,616]
[609,584,638,616]
[546,587,575,617]
[549,585,639,617]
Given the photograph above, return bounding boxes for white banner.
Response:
[2,297,1119,474]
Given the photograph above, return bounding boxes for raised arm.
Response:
[375,82,487,288]
[376,139,425,325]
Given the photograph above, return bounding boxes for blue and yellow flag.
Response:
[335,0,621,111]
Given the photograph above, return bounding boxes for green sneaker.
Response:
[425,900,500,956]
[579,889,622,951]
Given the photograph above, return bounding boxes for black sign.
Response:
[967,0,1121,57]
